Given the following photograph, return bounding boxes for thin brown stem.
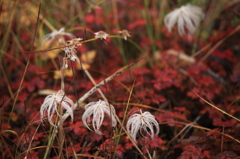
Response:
[60,58,67,91]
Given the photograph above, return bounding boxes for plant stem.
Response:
[143,0,156,53]
[113,82,134,158]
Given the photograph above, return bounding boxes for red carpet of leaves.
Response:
[1,1,240,158]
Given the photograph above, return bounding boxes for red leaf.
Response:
[128,19,146,30]
[70,121,88,135]
[116,145,125,158]
[66,144,82,155]
[90,132,102,142]
[100,139,115,152]
[213,120,236,127]
[181,145,204,159]
[174,107,186,112]
[0,123,11,131]
[207,128,221,137]
[156,111,174,126]
[153,82,162,90]
[140,136,166,154]
[26,82,35,92]
[161,75,172,82]
[203,150,211,158]
[17,91,29,101]
[85,14,95,24]
[132,68,151,75]
[149,140,158,147]
[125,142,133,150]
[136,90,147,98]
[183,145,197,151]
[84,147,91,152]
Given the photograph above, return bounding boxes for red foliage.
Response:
[230,65,240,84]
[99,139,125,158]
[136,89,166,105]
[174,107,186,112]
[132,67,151,75]
[139,136,166,154]
[90,132,102,142]
[209,27,233,42]
[153,67,182,91]
[2,1,240,159]
[23,77,46,92]
[128,19,146,30]
[85,14,95,24]
[213,119,236,127]
[66,144,82,155]
[156,111,175,126]
[180,145,210,159]
[0,123,11,131]
[216,151,238,159]
[125,142,133,150]
[69,121,88,136]
[207,128,222,139]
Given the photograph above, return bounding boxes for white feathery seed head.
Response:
[94,31,109,40]
[126,109,159,142]
[82,100,117,135]
[164,4,204,36]
[42,28,75,45]
[40,90,74,127]
[118,30,131,40]
[63,37,83,62]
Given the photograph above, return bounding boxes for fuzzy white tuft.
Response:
[126,110,159,142]
[42,28,75,45]
[82,100,117,135]
[40,90,74,127]
[94,31,109,40]
[164,4,204,36]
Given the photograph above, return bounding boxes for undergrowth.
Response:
[1,0,240,159]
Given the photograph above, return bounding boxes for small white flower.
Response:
[94,31,109,40]
[42,28,75,45]
[82,100,117,135]
[40,90,74,127]
[65,63,68,68]
[164,4,204,36]
[118,30,131,40]
[126,110,159,142]
[66,37,83,47]
[63,37,83,61]
[63,45,77,61]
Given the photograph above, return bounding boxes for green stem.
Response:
[65,0,106,28]
[143,0,156,53]
[111,0,126,64]
[43,126,57,159]
[7,60,29,125]
[113,84,134,159]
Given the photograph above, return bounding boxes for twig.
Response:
[167,115,201,147]
[30,3,41,51]
[0,64,13,98]
[76,58,107,102]
[24,38,97,54]
[24,124,41,159]
[193,91,240,123]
